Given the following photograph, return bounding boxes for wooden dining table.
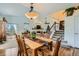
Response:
[36,36,53,51]
[24,38,44,56]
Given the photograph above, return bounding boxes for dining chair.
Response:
[53,38,61,56]
[16,34,22,56]
[40,38,61,56]
[16,34,30,56]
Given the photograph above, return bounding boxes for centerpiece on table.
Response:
[30,31,36,40]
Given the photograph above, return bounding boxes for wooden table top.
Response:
[24,38,43,49]
[36,36,52,43]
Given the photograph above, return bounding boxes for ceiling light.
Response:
[25,3,39,20]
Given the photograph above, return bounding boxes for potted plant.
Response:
[30,31,36,40]
[65,7,77,16]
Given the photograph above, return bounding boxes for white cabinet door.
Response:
[65,16,74,47]
[65,16,79,48]
[74,16,79,48]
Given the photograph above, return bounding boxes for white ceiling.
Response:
[0,3,79,17]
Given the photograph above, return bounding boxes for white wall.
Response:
[0,16,55,34]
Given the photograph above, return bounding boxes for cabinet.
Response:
[65,15,79,48]
[74,16,79,48]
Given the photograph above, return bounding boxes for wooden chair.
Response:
[40,38,61,56]
[53,38,61,56]
[16,35,22,56]
[16,35,30,56]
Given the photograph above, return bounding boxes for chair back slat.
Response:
[16,34,28,56]
[16,35,21,50]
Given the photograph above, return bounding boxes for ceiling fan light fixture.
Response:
[25,3,39,20]
[25,11,38,20]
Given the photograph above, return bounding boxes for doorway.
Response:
[59,20,64,30]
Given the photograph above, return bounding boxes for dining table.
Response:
[24,38,44,56]
[36,36,53,51]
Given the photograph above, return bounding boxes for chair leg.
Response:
[21,52,24,56]
[41,51,44,56]
[19,51,21,56]
[38,49,44,56]
[25,51,28,56]
[17,50,20,56]
[17,51,19,56]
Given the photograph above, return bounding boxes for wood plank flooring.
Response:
[0,46,79,56]
[0,36,79,56]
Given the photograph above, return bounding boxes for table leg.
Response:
[32,49,38,56]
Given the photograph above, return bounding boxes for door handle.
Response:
[74,33,78,35]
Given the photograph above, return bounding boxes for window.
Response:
[6,23,17,35]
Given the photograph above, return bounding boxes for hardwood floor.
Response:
[0,36,79,56]
[0,49,5,56]
[58,47,73,56]
[0,46,79,56]
[73,48,79,56]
